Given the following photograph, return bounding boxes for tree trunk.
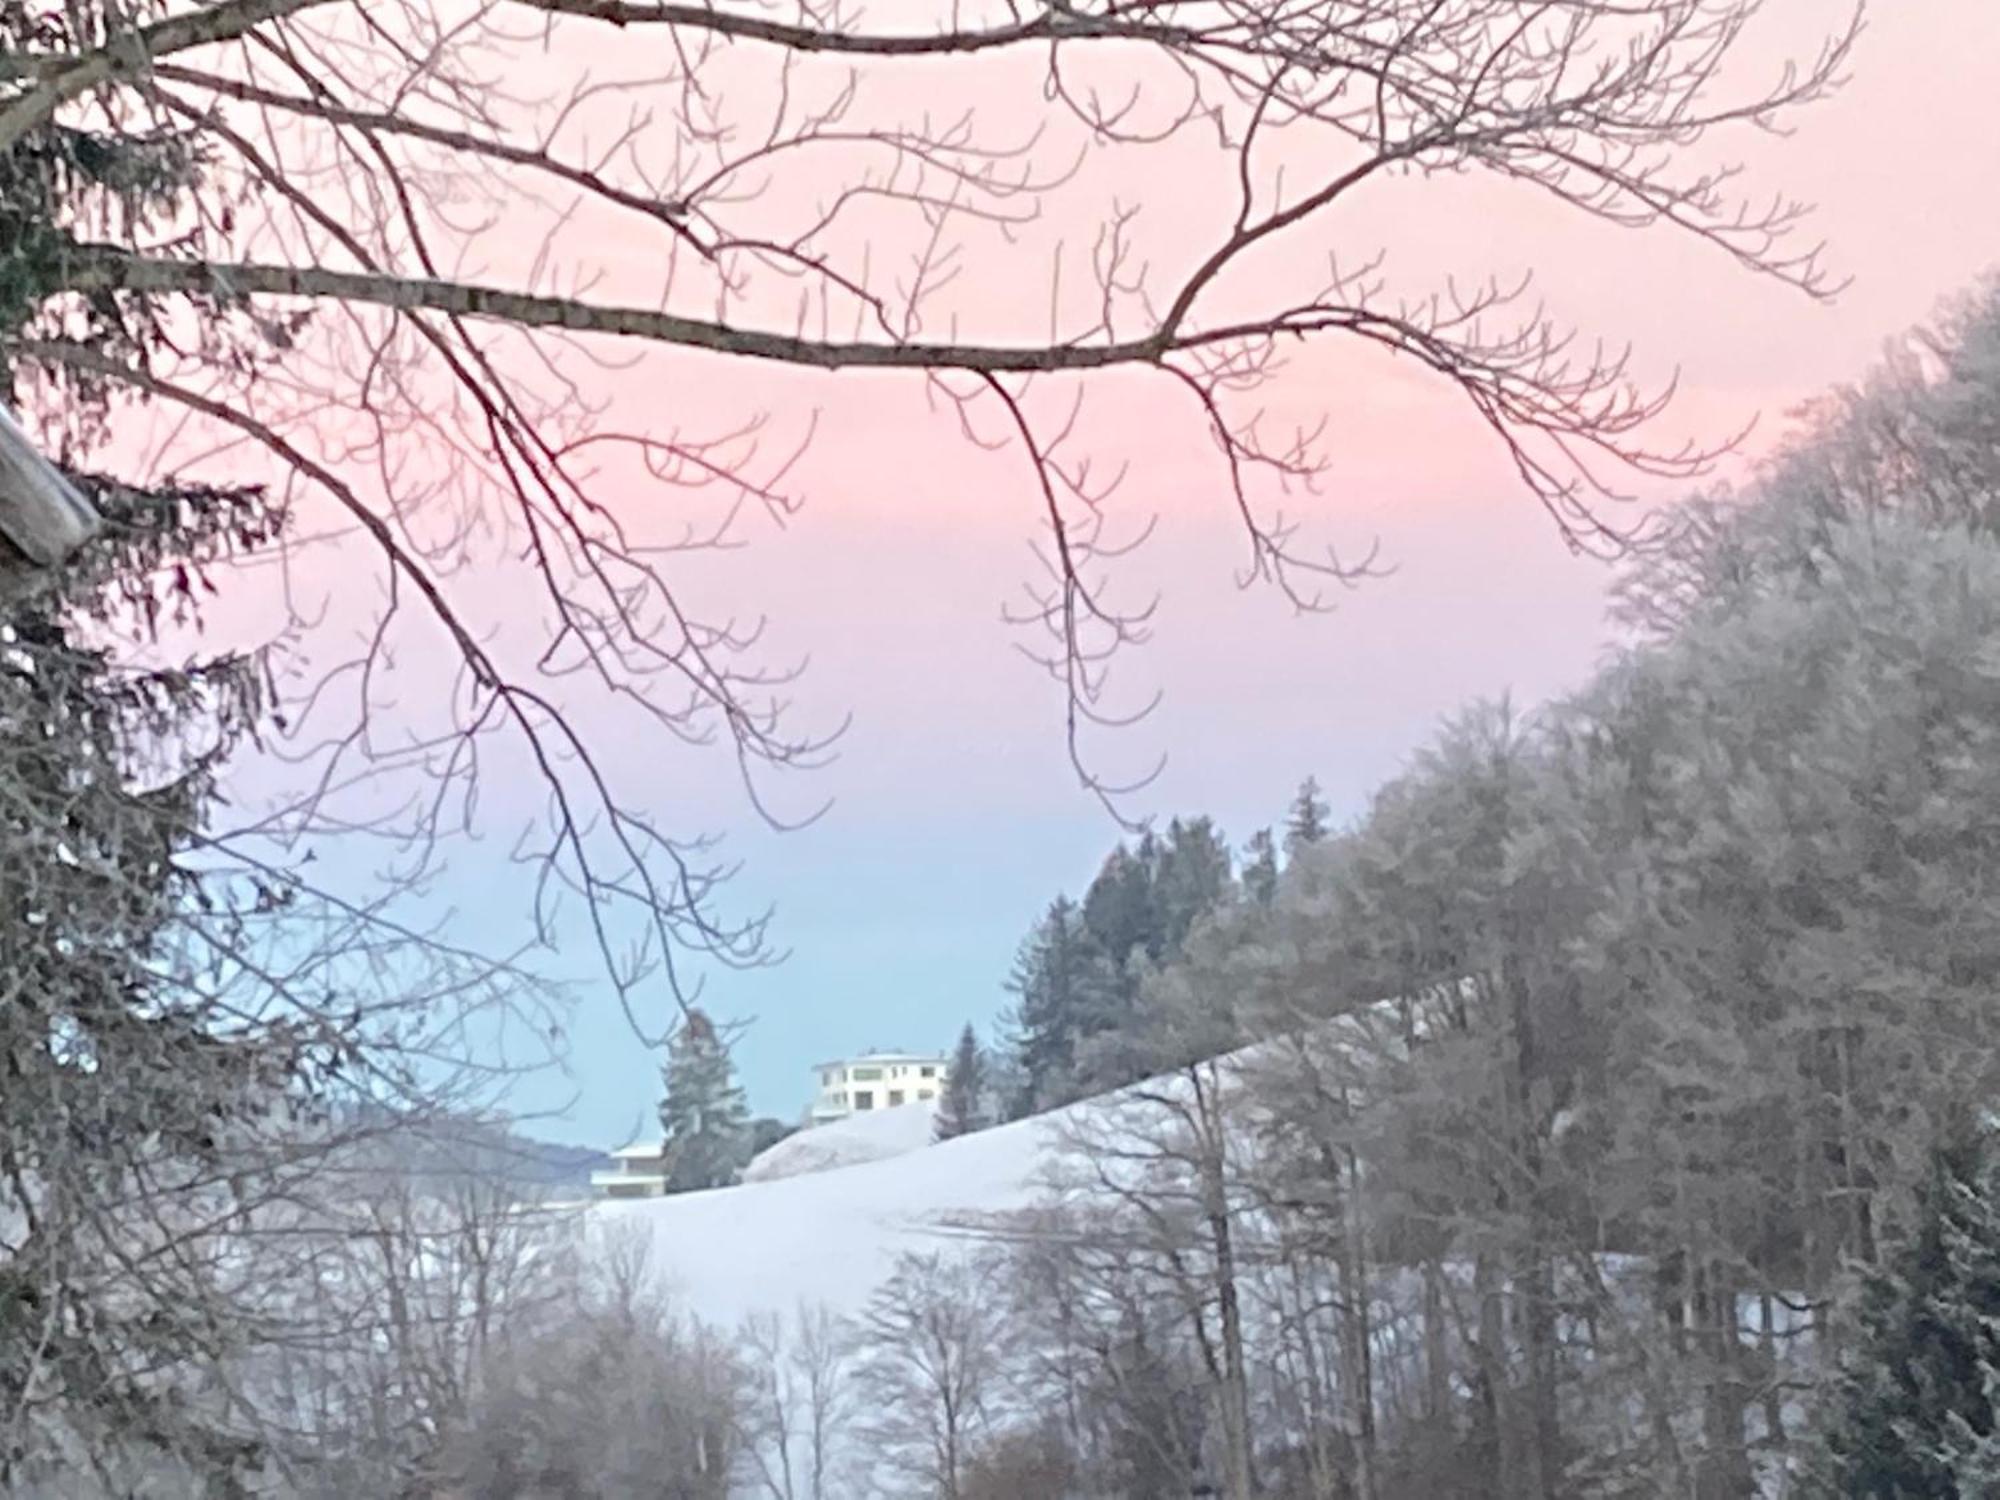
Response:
[1757,1289,1785,1452]
[1473,1252,1515,1499]
[1208,1178,1256,1500]
[1694,1263,1754,1500]
[1284,1250,1344,1500]
[1339,1138,1378,1500]
[1423,1257,1452,1429]
[1198,1065,1256,1500]
[1504,960,1555,1500]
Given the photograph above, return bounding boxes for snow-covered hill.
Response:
[590,1004,1430,1328]
[741,1099,939,1184]
[594,1105,1060,1327]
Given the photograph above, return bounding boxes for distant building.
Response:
[592,1138,669,1199]
[809,1050,949,1126]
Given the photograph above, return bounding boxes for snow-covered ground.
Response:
[594,1106,1060,1326]
[741,1099,940,1183]
[588,1006,1426,1328]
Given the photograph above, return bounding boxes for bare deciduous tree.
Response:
[854,1250,1012,1500]
[6,0,1858,941]
[442,1217,744,1498]
[741,1302,856,1500]
[0,3,1878,1486]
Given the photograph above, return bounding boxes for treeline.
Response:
[931,278,2000,1499]
[975,781,1331,1124]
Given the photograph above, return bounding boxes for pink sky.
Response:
[129,1,2000,1137]
[599,0,2000,1134]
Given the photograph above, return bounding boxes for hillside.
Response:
[741,1098,939,1183]
[595,1103,1060,1326]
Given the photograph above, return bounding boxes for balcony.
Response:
[592,1168,668,1198]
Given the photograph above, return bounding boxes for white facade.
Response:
[591,1139,669,1199]
[809,1051,949,1126]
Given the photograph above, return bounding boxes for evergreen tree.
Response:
[935,1024,989,1141]
[1076,835,1176,1064]
[0,51,327,1483]
[1005,896,1115,1117]
[749,1117,797,1157]
[1152,816,1235,955]
[1,478,297,1486]
[1807,1124,2000,1498]
[1011,822,1246,1110]
[1241,828,1280,908]
[1284,776,1330,857]
[657,1009,751,1192]
[1082,840,1160,971]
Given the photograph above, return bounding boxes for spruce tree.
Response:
[657,1009,751,1193]
[1241,828,1280,907]
[1082,841,1159,971]
[1806,1125,2000,1498]
[0,53,319,1483]
[1005,896,1114,1117]
[1152,816,1234,954]
[934,1024,988,1142]
[749,1117,797,1157]
[1284,776,1330,857]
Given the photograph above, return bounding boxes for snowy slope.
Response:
[594,1107,1060,1327]
[741,1100,938,1184]
[589,1009,1430,1328]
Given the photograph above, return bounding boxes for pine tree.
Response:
[657,1009,752,1193]
[935,1024,989,1142]
[1284,776,1330,857]
[1806,1125,2000,1498]
[1241,828,1280,907]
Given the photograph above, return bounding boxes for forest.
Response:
[6,0,1999,1495]
[920,281,2000,1498]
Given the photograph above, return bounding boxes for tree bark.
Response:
[1197,1069,1256,1500]
[1337,1132,1378,1500]
[1694,1263,1755,1500]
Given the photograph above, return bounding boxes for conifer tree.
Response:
[1152,816,1235,955]
[0,59,326,1482]
[1285,776,1331,857]
[935,1024,989,1142]
[1082,841,1160,972]
[1241,828,1280,908]
[1806,1124,2000,1498]
[1005,897,1115,1117]
[657,1009,751,1193]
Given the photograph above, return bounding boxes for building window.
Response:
[851,1066,882,1081]
[888,1090,905,1107]
[854,1090,874,1110]
[917,1089,934,1101]
[919,1066,936,1079]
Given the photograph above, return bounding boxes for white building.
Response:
[809,1050,949,1126]
[591,1138,670,1199]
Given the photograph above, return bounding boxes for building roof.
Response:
[812,1050,949,1070]
[0,404,99,572]
[610,1138,669,1159]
